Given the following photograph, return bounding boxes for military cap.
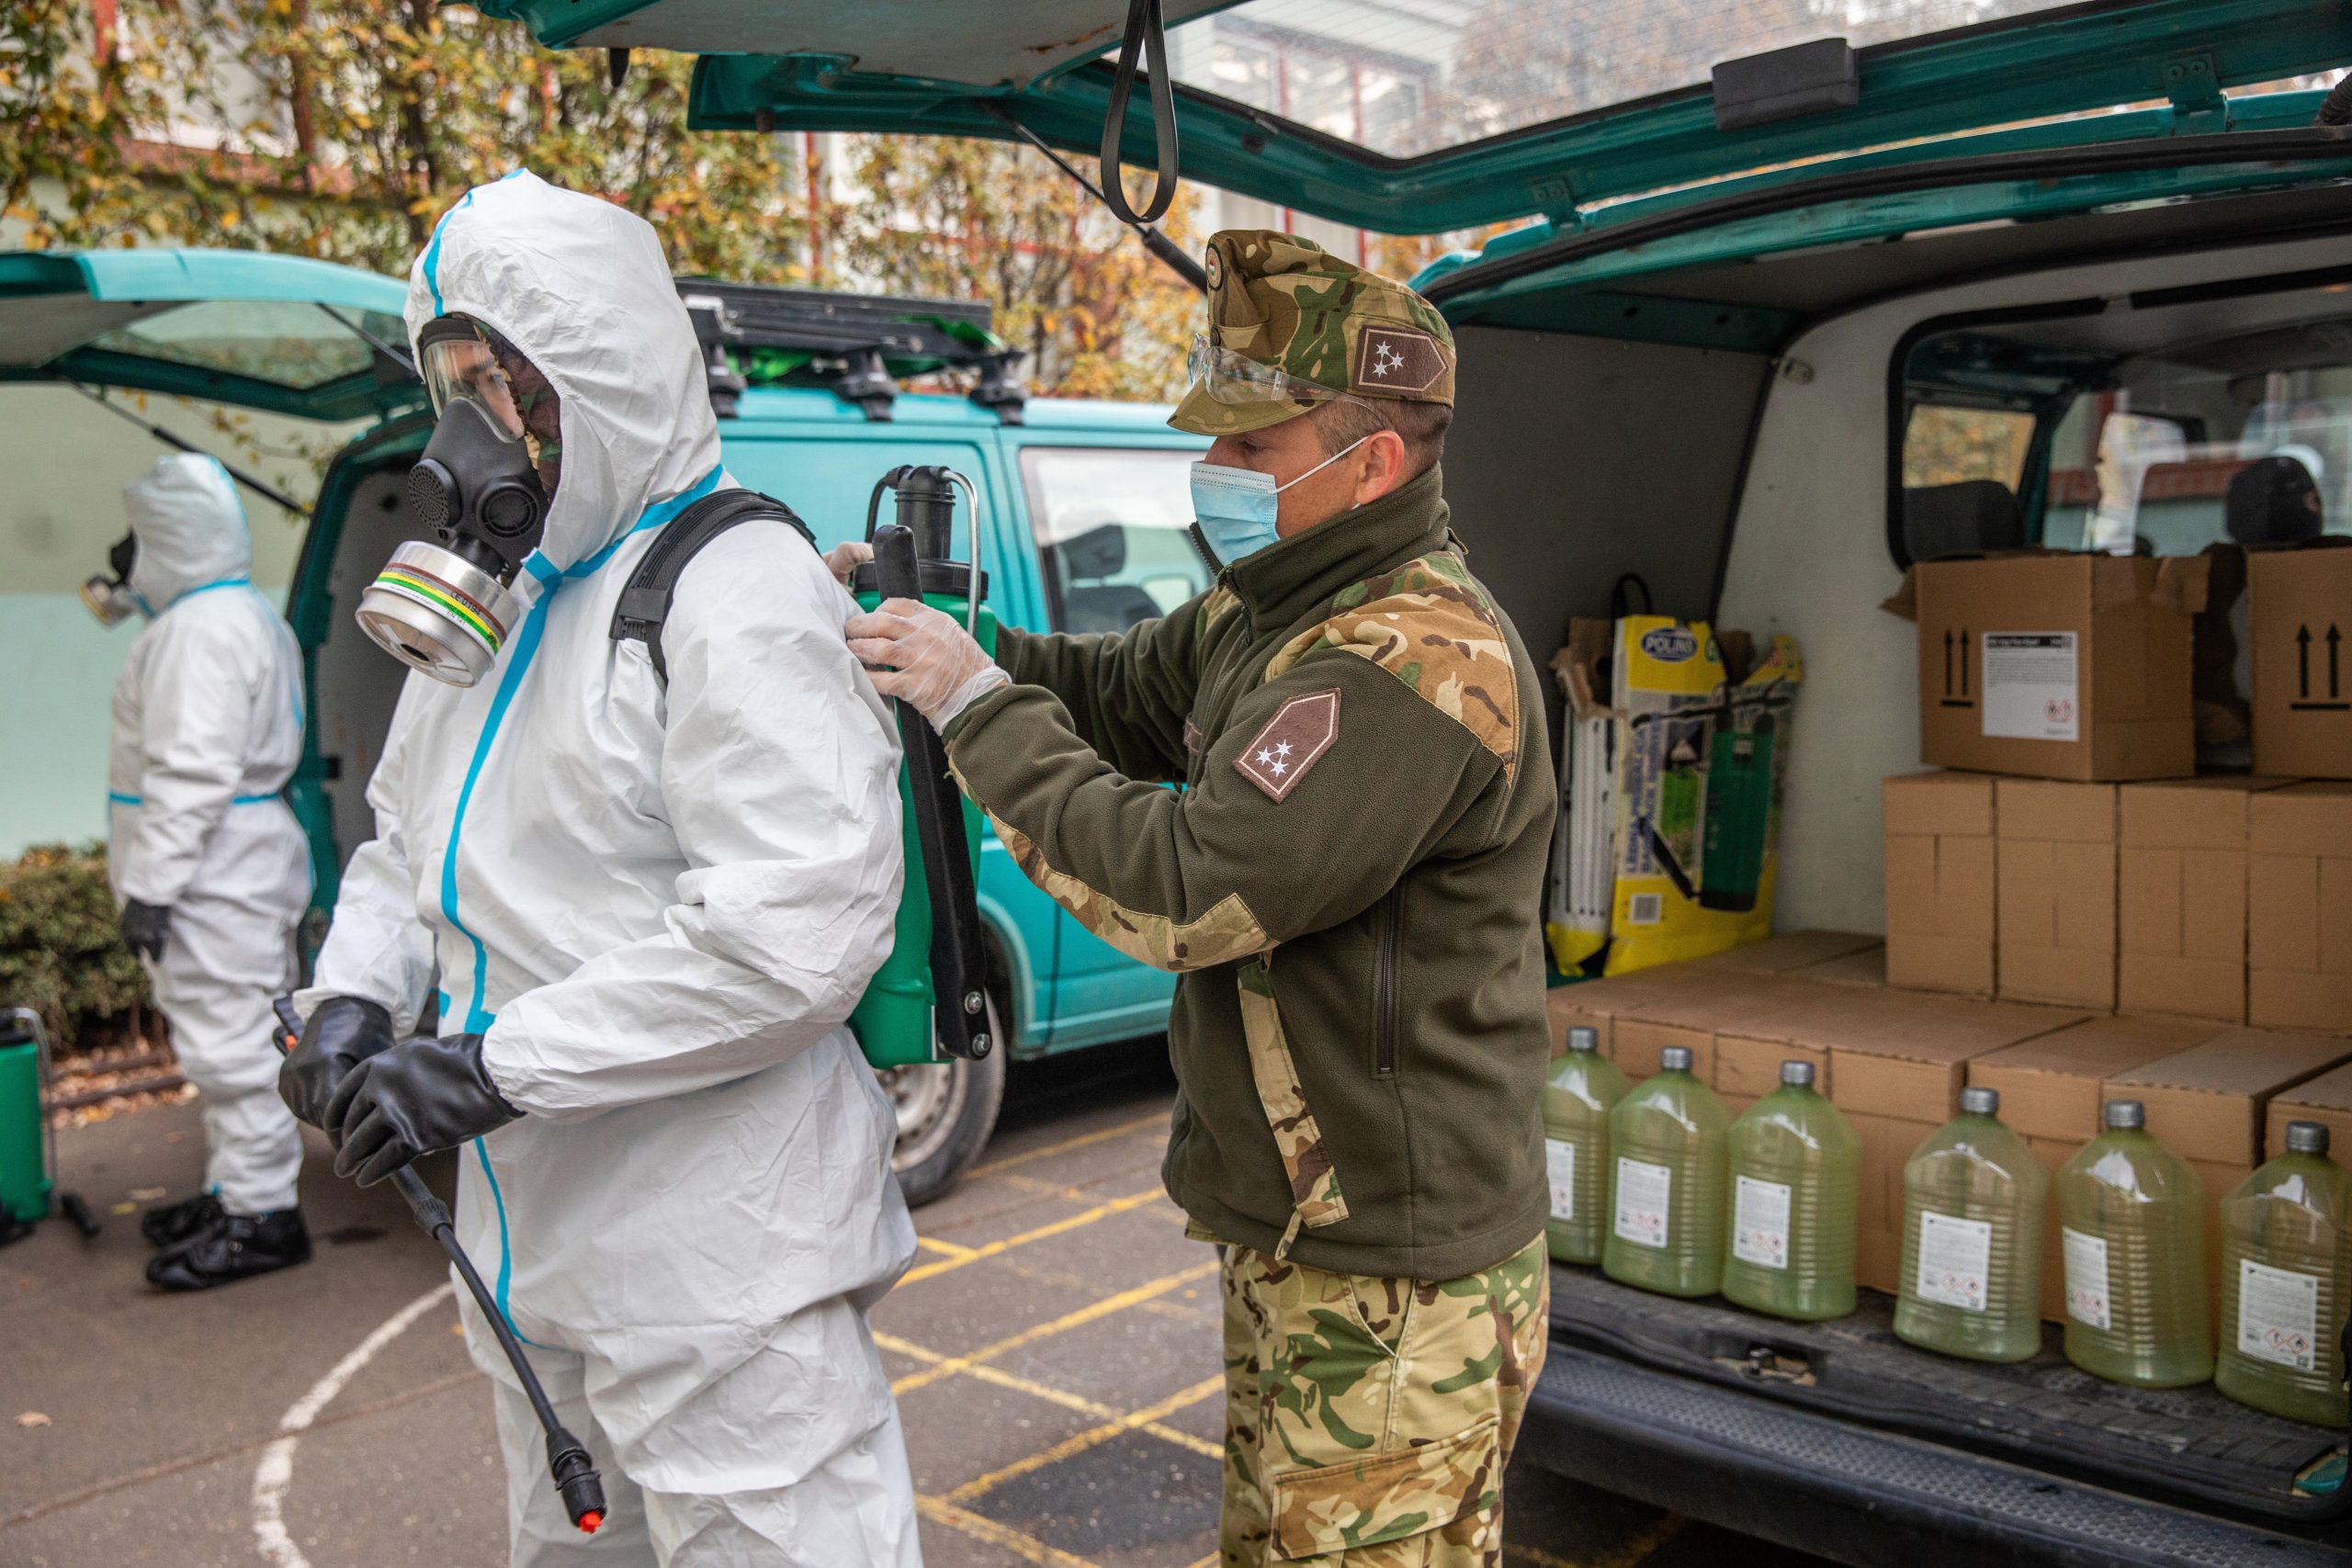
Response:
[1169,230,1456,437]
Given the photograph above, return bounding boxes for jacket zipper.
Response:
[1374,890,1400,1078]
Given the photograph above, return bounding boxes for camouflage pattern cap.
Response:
[1170,230,1456,437]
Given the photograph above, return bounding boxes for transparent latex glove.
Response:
[822,540,872,588]
[845,596,1010,729]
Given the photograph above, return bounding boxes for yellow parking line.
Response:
[947,1374,1227,1502]
[916,1494,1104,1568]
[875,1333,1223,1460]
[899,1185,1171,1286]
[1184,1555,1221,1568]
[967,1111,1166,1178]
[890,1259,1220,1396]
[915,1235,978,1258]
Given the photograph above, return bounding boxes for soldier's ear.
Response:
[1353,428,1411,506]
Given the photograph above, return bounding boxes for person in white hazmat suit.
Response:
[96,453,315,1291]
[277,172,922,1566]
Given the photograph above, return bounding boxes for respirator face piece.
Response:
[81,531,141,626]
[355,320,548,687]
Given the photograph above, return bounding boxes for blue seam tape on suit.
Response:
[439,463,723,1339]
[108,791,281,806]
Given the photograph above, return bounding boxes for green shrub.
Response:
[0,842,147,1051]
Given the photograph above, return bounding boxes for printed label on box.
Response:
[1544,1138,1577,1222]
[1614,1156,1672,1249]
[1733,1175,1792,1270]
[1916,1211,1992,1312]
[1982,632,2079,741]
[2237,1258,2322,1371]
[2064,1226,2112,1330]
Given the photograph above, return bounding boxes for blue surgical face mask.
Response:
[1190,436,1370,567]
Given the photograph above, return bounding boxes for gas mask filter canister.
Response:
[81,531,141,626]
[356,320,549,686]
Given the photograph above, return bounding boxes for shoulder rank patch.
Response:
[1235,688,1340,802]
[1352,325,1446,395]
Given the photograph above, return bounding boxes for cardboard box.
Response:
[1883,772,1996,997]
[1690,931,1882,976]
[2103,1028,2352,1306]
[1605,973,1786,1084]
[1544,970,1684,1055]
[1972,1014,2234,1319]
[2266,1061,2352,1164]
[2247,783,2352,1032]
[1793,947,1887,987]
[2118,777,2289,1024]
[1710,979,1848,1103]
[1901,554,2205,782]
[1996,780,2117,1010]
[2249,545,2352,779]
[1817,987,2086,1294]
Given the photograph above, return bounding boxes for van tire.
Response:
[879,992,1008,1209]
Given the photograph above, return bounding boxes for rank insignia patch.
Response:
[1352,325,1446,395]
[1234,689,1340,802]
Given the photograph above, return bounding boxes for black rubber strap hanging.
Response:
[1099,0,1180,226]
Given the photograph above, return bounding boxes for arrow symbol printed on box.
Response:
[2299,624,2312,700]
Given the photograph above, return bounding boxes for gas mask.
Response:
[81,531,142,626]
[355,318,551,686]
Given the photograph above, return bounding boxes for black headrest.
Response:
[1058,523,1127,580]
[1903,479,2024,562]
[2225,455,2324,546]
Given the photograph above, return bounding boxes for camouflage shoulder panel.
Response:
[1196,581,1244,641]
[1263,550,1521,777]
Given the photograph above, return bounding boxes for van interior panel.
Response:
[309,460,424,869]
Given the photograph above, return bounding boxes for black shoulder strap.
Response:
[610,487,819,686]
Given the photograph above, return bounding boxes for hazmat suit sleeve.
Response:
[301,681,439,1033]
[478,523,904,1120]
[114,607,270,908]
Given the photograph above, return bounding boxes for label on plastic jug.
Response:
[1732,1176,1792,1269]
[1981,632,2078,741]
[1613,1156,1672,1249]
[2237,1258,2321,1371]
[2063,1226,2112,1330]
[1916,1211,1992,1312]
[1544,1139,1577,1221]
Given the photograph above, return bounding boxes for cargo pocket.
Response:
[1267,1416,1501,1561]
[1237,956,1349,1257]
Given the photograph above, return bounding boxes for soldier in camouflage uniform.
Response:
[847,231,1556,1566]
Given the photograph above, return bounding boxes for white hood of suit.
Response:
[124,454,252,610]
[403,170,721,572]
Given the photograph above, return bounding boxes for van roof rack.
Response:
[673,278,1027,424]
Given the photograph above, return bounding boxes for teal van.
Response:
[0,250,1206,1205]
[464,0,2352,1559]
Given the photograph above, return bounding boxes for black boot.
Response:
[140,1192,222,1248]
[145,1207,311,1292]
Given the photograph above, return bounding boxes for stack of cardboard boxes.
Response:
[1544,547,2352,1320]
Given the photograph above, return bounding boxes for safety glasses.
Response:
[416,317,527,440]
[1184,333,1363,411]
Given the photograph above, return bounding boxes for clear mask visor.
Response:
[417,326,527,441]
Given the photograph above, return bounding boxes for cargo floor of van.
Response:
[1532,1265,2351,1564]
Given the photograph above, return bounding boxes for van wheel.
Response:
[879,994,1008,1209]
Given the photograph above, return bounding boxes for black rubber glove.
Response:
[119,899,173,962]
[326,1032,521,1186]
[277,996,395,1129]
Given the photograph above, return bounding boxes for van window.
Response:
[1019,447,1209,635]
[1897,294,2352,563]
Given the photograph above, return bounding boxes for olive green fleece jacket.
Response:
[943,467,1555,1281]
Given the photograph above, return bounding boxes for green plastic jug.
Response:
[2216,1121,2349,1426]
[1894,1087,2045,1363]
[1544,1024,1631,1265]
[1722,1061,1859,1321]
[2056,1100,2212,1389]
[0,1025,49,1225]
[1603,1044,1727,1297]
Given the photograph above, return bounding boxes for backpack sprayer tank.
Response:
[851,466,998,1066]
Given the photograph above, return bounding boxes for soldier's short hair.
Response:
[1310,396,1453,480]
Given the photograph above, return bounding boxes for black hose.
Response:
[2318,73,2352,127]
[980,101,1205,291]
[1099,0,1179,226]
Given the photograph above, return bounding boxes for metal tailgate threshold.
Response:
[1521,1342,2349,1568]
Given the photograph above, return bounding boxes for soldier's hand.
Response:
[822,540,873,588]
[845,597,1009,728]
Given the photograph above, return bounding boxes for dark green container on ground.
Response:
[0,1035,50,1224]
[848,589,998,1068]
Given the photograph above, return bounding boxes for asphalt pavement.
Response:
[2,1045,1822,1567]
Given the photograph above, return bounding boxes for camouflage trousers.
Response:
[1217,1233,1549,1566]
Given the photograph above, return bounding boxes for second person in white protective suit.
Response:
[277,172,922,1566]
[101,453,314,1291]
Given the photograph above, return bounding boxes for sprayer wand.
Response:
[270,998,606,1536]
